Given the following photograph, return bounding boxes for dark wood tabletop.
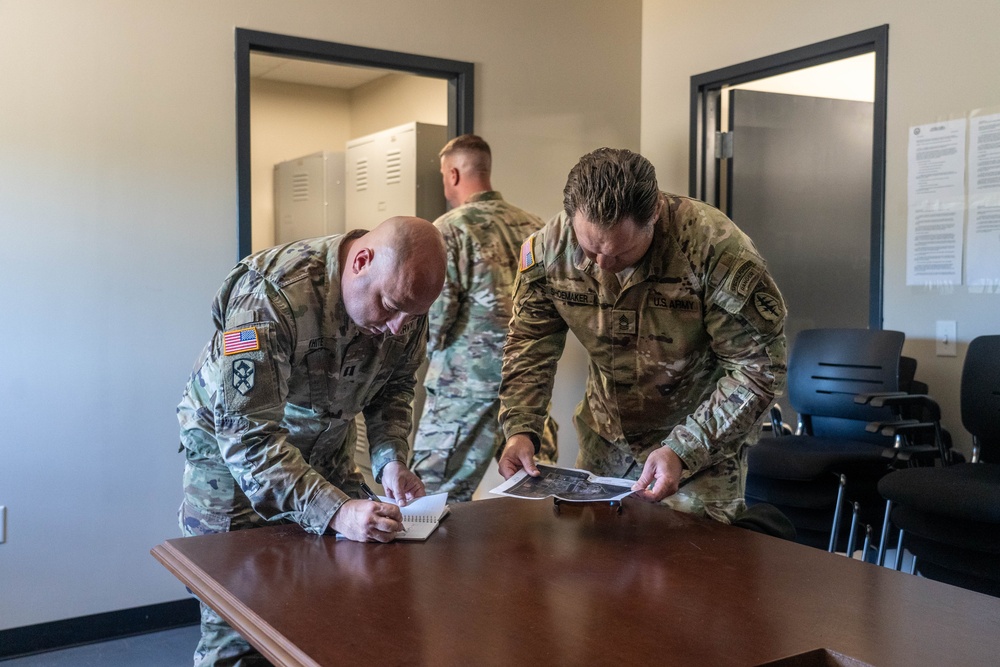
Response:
[152,497,1000,667]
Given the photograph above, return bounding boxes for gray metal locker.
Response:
[273,151,346,244]
[345,122,447,229]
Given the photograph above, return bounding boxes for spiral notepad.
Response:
[379,492,450,541]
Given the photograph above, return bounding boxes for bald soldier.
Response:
[410,135,557,502]
[498,148,787,523]
[177,216,446,666]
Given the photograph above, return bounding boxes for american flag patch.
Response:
[519,236,536,272]
[223,327,260,355]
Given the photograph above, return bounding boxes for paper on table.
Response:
[378,492,450,541]
[490,464,634,502]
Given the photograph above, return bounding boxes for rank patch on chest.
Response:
[224,327,260,355]
[232,359,255,396]
[519,236,536,271]
[615,310,637,335]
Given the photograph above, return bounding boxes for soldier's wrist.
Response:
[499,432,540,461]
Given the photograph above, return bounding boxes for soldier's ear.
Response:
[352,246,374,275]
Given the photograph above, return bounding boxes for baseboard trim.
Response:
[0,598,199,659]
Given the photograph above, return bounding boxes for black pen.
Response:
[360,480,407,534]
[359,480,381,502]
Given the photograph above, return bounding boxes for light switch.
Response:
[936,320,957,357]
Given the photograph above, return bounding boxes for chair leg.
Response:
[877,499,892,566]
[828,474,847,553]
[908,554,918,575]
[846,502,860,557]
[892,530,906,571]
[862,524,873,561]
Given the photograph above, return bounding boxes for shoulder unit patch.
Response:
[753,291,783,322]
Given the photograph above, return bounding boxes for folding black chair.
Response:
[747,328,910,554]
[877,335,1000,596]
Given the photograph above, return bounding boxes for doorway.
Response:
[691,27,888,422]
[235,29,474,260]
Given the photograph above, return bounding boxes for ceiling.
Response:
[250,53,393,89]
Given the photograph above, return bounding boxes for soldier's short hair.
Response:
[439,134,492,175]
[563,148,659,228]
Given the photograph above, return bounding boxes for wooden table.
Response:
[152,497,1000,666]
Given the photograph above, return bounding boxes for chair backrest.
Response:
[788,328,905,442]
[961,335,1000,462]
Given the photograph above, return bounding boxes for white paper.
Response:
[907,119,966,285]
[379,492,450,540]
[906,201,965,285]
[490,464,634,502]
[966,113,1000,287]
[908,118,966,200]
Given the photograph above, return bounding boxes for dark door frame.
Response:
[235,29,475,259]
[689,25,888,328]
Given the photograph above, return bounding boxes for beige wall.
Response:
[349,72,448,139]
[250,79,352,250]
[0,0,640,629]
[642,0,1000,455]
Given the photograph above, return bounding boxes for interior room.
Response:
[1,0,997,663]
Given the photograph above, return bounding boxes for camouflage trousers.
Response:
[179,456,276,667]
[573,405,747,524]
[411,392,558,502]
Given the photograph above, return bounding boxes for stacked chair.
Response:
[746,328,928,555]
[876,335,1000,597]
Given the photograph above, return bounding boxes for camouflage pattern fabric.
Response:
[412,191,557,501]
[177,231,426,665]
[413,392,558,502]
[499,194,787,523]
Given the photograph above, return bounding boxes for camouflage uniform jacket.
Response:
[499,194,787,510]
[177,231,427,535]
[424,191,546,398]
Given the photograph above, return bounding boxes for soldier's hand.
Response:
[498,434,539,479]
[631,446,684,503]
[330,499,405,542]
[381,461,425,507]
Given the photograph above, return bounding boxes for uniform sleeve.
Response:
[364,318,429,481]
[498,236,568,446]
[426,223,464,354]
[213,275,350,536]
[660,241,788,475]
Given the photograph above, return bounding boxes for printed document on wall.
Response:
[906,118,966,285]
[966,112,1000,288]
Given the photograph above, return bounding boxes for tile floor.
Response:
[0,625,200,666]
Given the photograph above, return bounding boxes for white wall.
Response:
[642,0,1000,456]
[0,0,640,629]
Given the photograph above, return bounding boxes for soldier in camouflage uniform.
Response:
[176,216,445,666]
[498,148,787,524]
[411,134,557,502]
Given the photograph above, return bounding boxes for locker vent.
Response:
[355,158,368,191]
[291,172,310,202]
[386,150,402,185]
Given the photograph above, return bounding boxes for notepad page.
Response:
[377,492,449,541]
